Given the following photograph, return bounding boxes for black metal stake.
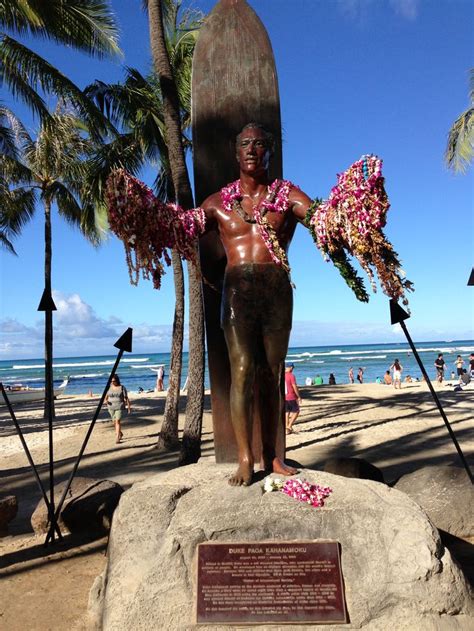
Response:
[390,300,473,484]
[38,289,60,544]
[0,383,62,538]
[44,328,133,545]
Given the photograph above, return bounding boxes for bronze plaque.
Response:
[196,541,347,625]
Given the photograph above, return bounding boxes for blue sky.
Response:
[1,0,473,359]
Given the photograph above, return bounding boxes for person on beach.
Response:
[383,370,392,385]
[348,367,354,384]
[357,367,364,384]
[434,353,446,383]
[157,365,164,391]
[149,366,165,391]
[454,355,465,377]
[200,123,314,485]
[105,375,131,444]
[285,364,302,434]
[470,353,474,378]
[328,373,336,385]
[390,359,403,389]
[460,369,471,386]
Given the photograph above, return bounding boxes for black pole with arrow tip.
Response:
[44,328,133,545]
[467,267,474,286]
[0,383,62,538]
[389,300,473,484]
[38,288,63,543]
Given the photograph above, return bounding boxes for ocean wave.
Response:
[71,373,105,379]
[14,361,115,369]
[288,350,342,358]
[344,355,387,361]
[13,356,151,370]
[4,377,43,384]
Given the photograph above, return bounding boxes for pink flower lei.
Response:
[220,178,294,215]
[307,154,413,305]
[220,179,296,275]
[106,169,205,289]
[281,478,332,508]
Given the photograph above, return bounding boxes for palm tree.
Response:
[147,0,205,465]
[1,109,97,400]
[84,4,202,452]
[445,68,473,173]
[0,0,120,132]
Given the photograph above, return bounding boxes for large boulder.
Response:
[394,465,474,539]
[88,463,473,630]
[0,494,18,535]
[31,477,124,536]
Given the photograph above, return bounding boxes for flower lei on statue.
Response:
[106,169,206,289]
[305,155,413,305]
[220,178,296,276]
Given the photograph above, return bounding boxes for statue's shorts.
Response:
[221,263,293,334]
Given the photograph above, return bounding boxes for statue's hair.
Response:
[236,123,275,155]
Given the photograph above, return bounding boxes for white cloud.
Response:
[389,0,419,21]
[53,291,117,338]
[0,292,175,359]
[337,0,419,22]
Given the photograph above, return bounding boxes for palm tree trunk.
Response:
[179,258,205,464]
[148,0,205,463]
[44,197,55,419]
[43,195,56,533]
[157,248,184,450]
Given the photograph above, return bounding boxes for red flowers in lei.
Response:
[220,178,296,274]
[106,169,205,289]
[281,478,333,508]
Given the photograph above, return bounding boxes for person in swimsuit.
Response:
[454,355,464,377]
[201,123,313,486]
[390,359,403,389]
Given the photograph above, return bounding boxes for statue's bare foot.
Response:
[271,458,298,476]
[228,460,254,486]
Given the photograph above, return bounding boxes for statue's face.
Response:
[236,127,270,176]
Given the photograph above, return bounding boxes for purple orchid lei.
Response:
[220,178,296,275]
[106,169,205,289]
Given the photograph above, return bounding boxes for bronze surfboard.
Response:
[192,0,284,463]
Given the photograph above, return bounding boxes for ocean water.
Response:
[1,340,473,396]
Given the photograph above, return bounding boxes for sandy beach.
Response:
[1,381,473,630]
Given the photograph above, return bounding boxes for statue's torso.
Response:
[205,194,299,267]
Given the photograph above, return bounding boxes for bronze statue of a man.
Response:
[201,123,313,486]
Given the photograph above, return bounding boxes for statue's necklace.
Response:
[233,188,270,224]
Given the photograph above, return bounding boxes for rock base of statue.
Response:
[87,463,473,630]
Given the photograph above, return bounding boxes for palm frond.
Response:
[1,0,121,58]
[0,231,18,255]
[0,36,112,136]
[0,182,37,247]
[445,107,473,173]
[445,68,474,173]
[0,153,34,183]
